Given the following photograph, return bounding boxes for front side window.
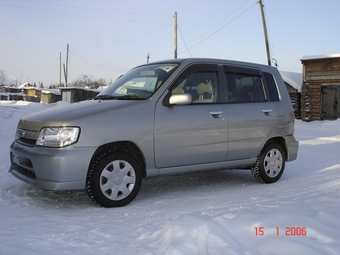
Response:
[96,63,178,100]
[169,65,219,104]
[225,72,266,103]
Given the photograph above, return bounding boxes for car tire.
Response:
[251,143,285,184]
[86,149,142,207]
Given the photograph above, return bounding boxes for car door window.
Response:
[225,71,266,103]
[169,65,219,103]
[224,67,267,103]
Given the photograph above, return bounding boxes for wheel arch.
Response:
[89,141,147,178]
[264,137,288,161]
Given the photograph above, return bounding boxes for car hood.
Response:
[18,100,144,132]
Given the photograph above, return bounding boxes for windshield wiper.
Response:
[116,95,142,100]
[94,94,143,100]
[94,95,117,100]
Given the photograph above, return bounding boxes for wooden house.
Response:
[60,87,100,103]
[0,86,23,100]
[300,54,340,121]
[23,87,41,102]
[280,71,302,119]
[40,90,62,104]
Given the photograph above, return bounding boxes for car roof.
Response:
[139,58,276,72]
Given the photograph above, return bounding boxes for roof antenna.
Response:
[272,58,279,68]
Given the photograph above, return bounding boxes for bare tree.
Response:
[69,75,107,89]
[0,70,6,85]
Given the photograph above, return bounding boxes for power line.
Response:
[70,50,146,71]
[173,0,258,57]
[15,0,172,17]
[0,3,172,24]
[178,25,192,57]
[183,0,252,48]
[161,0,257,59]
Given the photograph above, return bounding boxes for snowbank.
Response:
[1,100,339,255]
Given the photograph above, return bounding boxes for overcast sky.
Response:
[1,0,339,86]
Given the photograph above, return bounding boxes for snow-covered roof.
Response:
[59,87,101,92]
[301,54,340,61]
[41,89,61,95]
[280,71,302,92]
[16,82,33,89]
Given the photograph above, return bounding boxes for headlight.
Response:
[36,127,80,147]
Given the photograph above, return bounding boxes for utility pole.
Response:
[59,52,61,87]
[174,11,177,59]
[63,43,69,87]
[147,53,150,63]
[259,0,271,66]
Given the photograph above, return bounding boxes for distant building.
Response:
[23,87,41,102]
[280,71,302,119]
[17,82,34,89]
[41,89,62,104]
[301,54,340,121]
[60,87,100,103]
[0,85,23,101]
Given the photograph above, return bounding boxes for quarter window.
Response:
[263,72,280,101]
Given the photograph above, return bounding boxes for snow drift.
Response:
[1,100,339,255]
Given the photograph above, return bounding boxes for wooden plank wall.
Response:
[304,58,340,81]
[301,57,340,121]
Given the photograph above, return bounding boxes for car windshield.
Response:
[96,63,178,100]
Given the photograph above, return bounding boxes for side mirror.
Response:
[168,93,192,105]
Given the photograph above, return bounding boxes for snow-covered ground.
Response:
[1,100,339,255]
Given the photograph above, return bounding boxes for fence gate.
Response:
[322,85,340,120]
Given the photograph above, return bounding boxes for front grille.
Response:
[16,128,39,146]
[10,152,36,180]
[17,137,36,146]
[12,162,36,180]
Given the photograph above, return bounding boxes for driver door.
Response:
[154,64,228,168]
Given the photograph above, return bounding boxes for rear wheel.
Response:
[252,143,285,183]
[86,150,142,207]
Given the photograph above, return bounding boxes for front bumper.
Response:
[9,141,96,190]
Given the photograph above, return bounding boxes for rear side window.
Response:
[263,72,280,102]
[224,71,266,103]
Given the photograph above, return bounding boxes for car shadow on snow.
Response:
[5,169,259,209]
[3,183,93,209]
[135,169,258,202]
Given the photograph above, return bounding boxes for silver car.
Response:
[9,58,299,207]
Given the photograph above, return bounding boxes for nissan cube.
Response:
[9,58,299,207]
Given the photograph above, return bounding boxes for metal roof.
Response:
[301,54,340,61]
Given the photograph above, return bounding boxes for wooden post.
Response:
[174,12,177,59]
[59,52,61,87]
[259,0,271,66]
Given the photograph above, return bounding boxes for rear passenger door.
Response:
[223,66,276,160]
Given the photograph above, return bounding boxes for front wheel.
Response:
[252,143,286,183]
[86,150,142,207]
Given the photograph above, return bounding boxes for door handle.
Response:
[210,111,222,118]
[262,109,272,115]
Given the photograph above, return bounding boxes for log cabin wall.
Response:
[301,56,340,121]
